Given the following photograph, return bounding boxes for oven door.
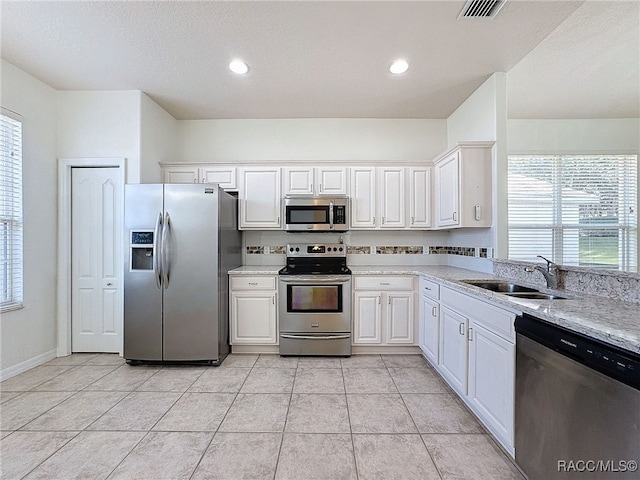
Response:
[278,275,351,333]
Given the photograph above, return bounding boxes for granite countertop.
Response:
[228,264,640,354]
[228,265,283,275]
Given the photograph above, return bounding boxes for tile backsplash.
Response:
[493,259,640,304]
[248,244,489,257]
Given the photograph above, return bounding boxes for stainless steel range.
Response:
[278,243,352,356]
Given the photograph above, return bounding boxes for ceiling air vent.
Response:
[458,0,506,19]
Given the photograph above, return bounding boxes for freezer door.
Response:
[124,184,163,361]
[162,184,221,361]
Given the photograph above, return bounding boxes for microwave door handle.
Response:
[329,200,334,229]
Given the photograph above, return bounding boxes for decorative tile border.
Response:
[429,246,476,257]
[347,246,371,254]
[247,244,489,257]
[376,246,423,254]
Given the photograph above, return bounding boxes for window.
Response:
[1,110,23,311]
[508,154,638,271]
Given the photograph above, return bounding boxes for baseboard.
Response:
[0,349,58,382]
[230,345,422,355]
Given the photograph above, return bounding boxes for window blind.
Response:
[508,154,638,271]
[0,110,23,310]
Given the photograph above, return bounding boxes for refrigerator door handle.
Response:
[154,212,163,289]
[162,212,172,289]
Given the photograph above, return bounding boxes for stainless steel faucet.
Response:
[528,255,559,289]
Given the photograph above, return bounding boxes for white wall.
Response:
[0,60,58,375]
[508,118,640,153]
[140,93,178,183]
[176,119,447,164]
[57,91,142,183]
[446,73,508,257]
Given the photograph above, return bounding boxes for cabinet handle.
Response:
[468,327,473,341]
[423,286,431,291]
[432,306,437,317]
[193,178,197,184]
[382,216,385,224]
[377,296,381,304]
[453,212,457,222]
[248,282,258,286]
[319,183,322,192]
[277,216,280,224]
[202,177,205,183]
[411,216,414,225]
[272,296,275,304]
[458,323,465,335]
[372,217,375,226]
[388,296,391,305]
[379,282,390,285]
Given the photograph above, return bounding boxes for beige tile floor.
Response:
[0,353,524,480]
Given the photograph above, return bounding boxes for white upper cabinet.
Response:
[239,167,282,229]
[283,167,348,196]
[200,166,237,190]
[350,167,377,229]
[161,165,237,190]
[433,142,493,228]
[378,167,405,229]
[409,167,431,228]
[162,165,199,184]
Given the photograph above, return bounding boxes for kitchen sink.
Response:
[505,292,568,300]
[461,280,539,293]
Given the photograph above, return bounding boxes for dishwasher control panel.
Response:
[516,314,640,391]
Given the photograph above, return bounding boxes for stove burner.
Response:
[279,243,350,276]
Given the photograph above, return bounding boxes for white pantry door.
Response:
[71,167,122,352]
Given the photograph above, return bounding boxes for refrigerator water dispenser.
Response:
[130,231,154,271]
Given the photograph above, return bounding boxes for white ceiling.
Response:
[1,1,638,120]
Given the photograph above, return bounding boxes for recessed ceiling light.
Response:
[389,59,409,75]
[229,59,249,75]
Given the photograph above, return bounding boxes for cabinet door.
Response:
[386,292,414,344]
[419,295,439,364]
[283,167,313,195]
[409,167,431,229]
[350,167,376,228]
[239,168,282,229]
[230,292,277,344]
[200,167,237,190]
[435,152,460,227]
[353,291,382,344]
[439,305,468,395]
[468,321,515,449]
[379,167,405,229]
[163,166,198,184]
[317,167,348,195]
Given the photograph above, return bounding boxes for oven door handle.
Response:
[279,276,351,283]
[280,334,351,340]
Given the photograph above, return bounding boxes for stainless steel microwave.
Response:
[283,196,349,232]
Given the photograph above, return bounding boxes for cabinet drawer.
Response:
[441,286,515,341]
[230,276,277,291]
[419,277,440,300]
[354,275,414,291]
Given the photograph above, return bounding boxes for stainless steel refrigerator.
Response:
[124,183,241,365]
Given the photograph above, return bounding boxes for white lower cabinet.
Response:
[419,280,517,456]
[229,275,277,345]
[468,321,515,451]
[439,305,469,396]
[352,275,415,345]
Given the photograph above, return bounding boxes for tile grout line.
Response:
[343,358,361,480]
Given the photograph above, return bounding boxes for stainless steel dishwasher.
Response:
[515,314,639,480]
